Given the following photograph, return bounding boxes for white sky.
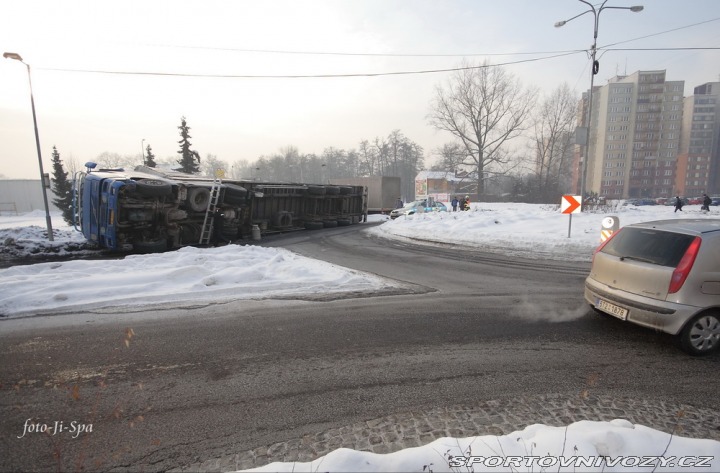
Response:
[2,203,720,470]
[1,1,718,179]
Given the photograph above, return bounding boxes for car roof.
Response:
[627,219,720,235]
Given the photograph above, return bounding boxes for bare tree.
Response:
[96,152,132,169]
[530,83,577,201]
[428,60,537,195]
[431,143,466,172]
[200,154,229,178]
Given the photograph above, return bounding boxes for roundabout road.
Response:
[1,223,718,472]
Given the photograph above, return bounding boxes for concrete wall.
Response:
[0,179,61,214]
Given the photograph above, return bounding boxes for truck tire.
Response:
[337,218,352,226]
[323,220,338,228]
[223,184,248,206]
[339,186,353,195]
[133,239,168,253]
[304,221,324,230]
[187,187,211,212]
[325,186,340,195]
[134,179,173,197]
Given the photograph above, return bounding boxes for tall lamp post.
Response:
[3,52,54,241]
[555,1,643,209]
[141,138,146,165]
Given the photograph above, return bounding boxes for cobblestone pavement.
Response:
[178,394,720,472]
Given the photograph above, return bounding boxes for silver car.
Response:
[585,219,720,355]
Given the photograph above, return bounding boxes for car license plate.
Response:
[596,298,628,320]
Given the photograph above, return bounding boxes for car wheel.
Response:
[678,311,720,356]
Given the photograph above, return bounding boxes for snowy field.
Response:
[2,202,719,471]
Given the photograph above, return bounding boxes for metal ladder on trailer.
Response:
[199,179,222,245]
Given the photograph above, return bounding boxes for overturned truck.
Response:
[73,163,368,252]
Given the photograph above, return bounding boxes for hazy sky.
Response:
[1,0,719,179]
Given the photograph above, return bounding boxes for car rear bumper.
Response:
[584,277,700,335]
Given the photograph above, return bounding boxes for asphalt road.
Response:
[1,223,718,472]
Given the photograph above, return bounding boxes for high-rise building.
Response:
[678,82,720,197]
[581,70,684,199]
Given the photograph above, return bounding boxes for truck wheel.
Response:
[304,221,324,230]
[337,218,351,226]
[134,179,173,197]
[323,220,338,228]
[133,239,168,253]
[223,184,248,206]
[339,186,353,195]
[307,186,326,195]
[325,186,340,195]
[187,187,211,212]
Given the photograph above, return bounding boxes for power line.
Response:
[37,46,719,80]
[148,43,582,58]
[39,51,582,79]
[599,17,720,49]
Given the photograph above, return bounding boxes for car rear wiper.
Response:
[619,255,655,264]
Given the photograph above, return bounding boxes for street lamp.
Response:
[555,1,643,209]
[141,138,146,165]
[4,52,54,241]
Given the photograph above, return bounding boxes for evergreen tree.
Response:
[144,144,157,168]
[50,146,74,225]
[176,116,201,174]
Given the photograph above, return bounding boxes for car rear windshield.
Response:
[601,228,695,267]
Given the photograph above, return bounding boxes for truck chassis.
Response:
[73,164,368,252]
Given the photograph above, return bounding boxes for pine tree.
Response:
[145,144,157,168]
[176,116,201,174]
[50,146,74,225]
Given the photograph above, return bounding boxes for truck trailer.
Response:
[328,176,401,214]
[73,163,368,252]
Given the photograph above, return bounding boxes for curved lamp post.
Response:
[3,52,54,240]
[555,1,643,209]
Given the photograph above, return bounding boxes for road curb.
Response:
[178,393,720,472]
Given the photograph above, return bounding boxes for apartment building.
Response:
[678,82,720,197]
[582,70,685,199]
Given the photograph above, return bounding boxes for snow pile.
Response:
[246,419,720,472]
[0,245,394,317]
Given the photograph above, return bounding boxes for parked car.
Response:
[389,200,447,219]
[624,198,655,206]
[687,197,703,205]
[585,219,720,356]
[711,196,720,206]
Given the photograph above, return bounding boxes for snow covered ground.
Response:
[2,201,719,471]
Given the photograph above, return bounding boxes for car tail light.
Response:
[592,228,622,264]
[669,236,702,294]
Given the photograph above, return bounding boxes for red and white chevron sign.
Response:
[561,195,581,214]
